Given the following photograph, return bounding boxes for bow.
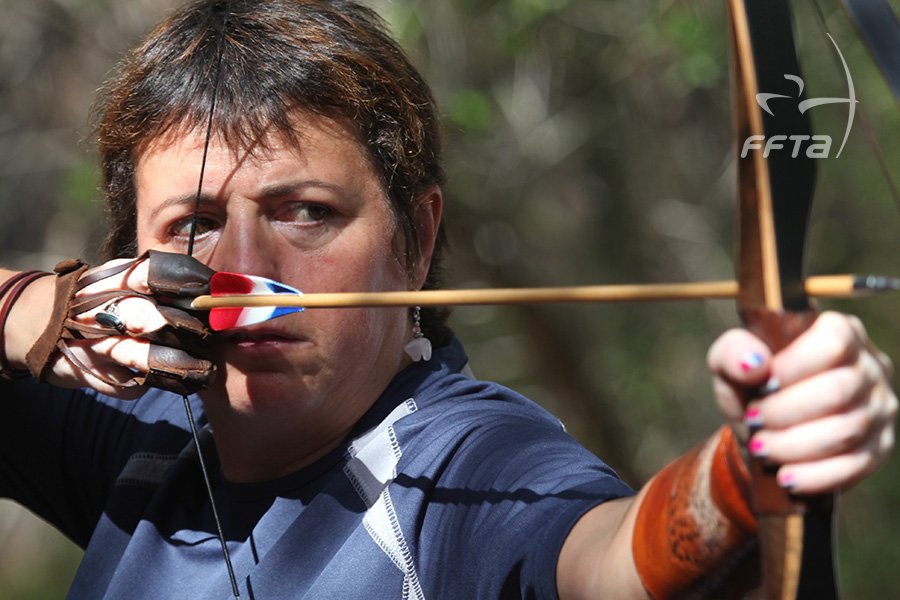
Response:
[730,0,839,597]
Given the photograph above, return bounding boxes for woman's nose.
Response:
[204,215,278,278]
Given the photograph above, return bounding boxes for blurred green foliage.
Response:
[0,0,897,597]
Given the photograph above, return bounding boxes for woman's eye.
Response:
[283,202,332,224]
[168,216,219,239]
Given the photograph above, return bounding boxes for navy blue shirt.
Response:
[0,340,633,599]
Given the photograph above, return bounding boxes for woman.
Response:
[0,1,895,598]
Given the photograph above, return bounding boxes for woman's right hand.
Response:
[3,253,215,398]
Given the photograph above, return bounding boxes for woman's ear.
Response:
[410,185,443,289]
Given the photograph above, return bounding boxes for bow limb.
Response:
[839,0,900,101]
[729,1,838,598]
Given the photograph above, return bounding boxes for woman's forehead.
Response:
[136,111,365,164]
[133,115,387,207]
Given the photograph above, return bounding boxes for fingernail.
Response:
[740,352,765,373]
[744,406,764,428]
[761,377,781,396]
[778,471,796,490]
[748,438,766,457]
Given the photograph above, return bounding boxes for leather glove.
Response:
[25,251,217,395]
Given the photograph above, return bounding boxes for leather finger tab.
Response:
[143,344,216,395]
[147,250,215,299]
[139,305,211,357]
[157,305,210,339]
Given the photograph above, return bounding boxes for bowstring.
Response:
[184,4,240,598]
[183,395,240,599]
[187,5,229,257]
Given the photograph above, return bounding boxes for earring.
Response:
[404,306,432,362]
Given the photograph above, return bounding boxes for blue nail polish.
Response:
[761,377,780,396]
[740,352,765,373]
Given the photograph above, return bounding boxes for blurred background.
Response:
[0,0,897,597]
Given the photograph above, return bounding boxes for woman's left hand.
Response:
[707,311,897,494]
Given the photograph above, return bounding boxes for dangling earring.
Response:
[404,306,432,362]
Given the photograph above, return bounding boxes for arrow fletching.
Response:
[208,272,304,330]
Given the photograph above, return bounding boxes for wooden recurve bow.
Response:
[729,0,838,598]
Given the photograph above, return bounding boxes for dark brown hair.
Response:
[94,0,450,342]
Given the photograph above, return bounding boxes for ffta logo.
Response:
[741,34,857,160]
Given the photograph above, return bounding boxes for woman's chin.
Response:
[199,361,317,417]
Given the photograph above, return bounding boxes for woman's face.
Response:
[133,115,434,442]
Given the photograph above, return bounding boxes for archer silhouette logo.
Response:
[741,34,857,160]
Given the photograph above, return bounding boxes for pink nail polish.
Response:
[740,352,765,373]
[744,406,764,428]
[778,471,796,490]
[748,438,765,457]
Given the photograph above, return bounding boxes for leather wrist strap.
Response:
[0,270,53,378]
[633,426,758,599]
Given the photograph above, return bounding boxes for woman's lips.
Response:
[219,328,307,349]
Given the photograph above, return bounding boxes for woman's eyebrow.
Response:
[257,180,344,199]
[148,194,216,220]
[147,181,348,219]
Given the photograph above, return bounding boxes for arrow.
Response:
[195,272,899,330]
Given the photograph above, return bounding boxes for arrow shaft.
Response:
[192,274,884,310]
